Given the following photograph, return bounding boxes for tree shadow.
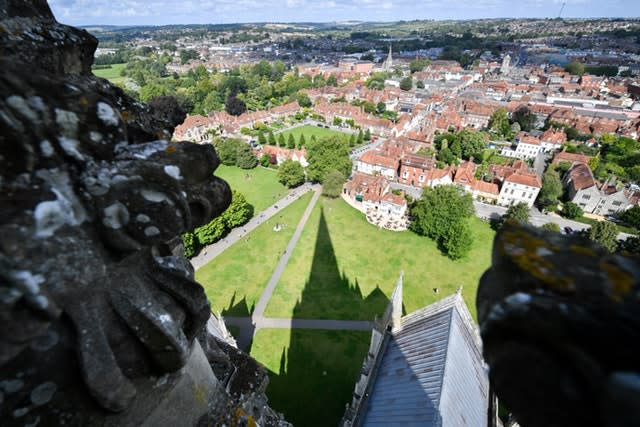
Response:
[264,207,389,426]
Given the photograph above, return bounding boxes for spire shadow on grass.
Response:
[264,206,388,426]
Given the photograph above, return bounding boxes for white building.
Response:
[501,134,543,160]
[354,151,398,181]
[497,172,542,208]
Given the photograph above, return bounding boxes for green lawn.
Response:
[251,329,369,427]
[278,125,352,142]
[265,197,494,321]
[92,63,127,84]
[215,165,288,213]
[196,192,313,316]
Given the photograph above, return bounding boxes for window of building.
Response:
[419,175,425,183]
[612,201,623,206]
[402,171,408,179]
[582,195,591,200]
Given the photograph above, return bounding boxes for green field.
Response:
[92,63,127,84]
[278,125,352,142]
[251,329,369,427]
[215,165,287,213]
[264,196,493,321]
[196,192,313,316]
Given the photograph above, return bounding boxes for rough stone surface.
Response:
[477,223,640,427]
[0,2,289,425]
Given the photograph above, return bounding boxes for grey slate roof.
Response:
[361,293,488,427]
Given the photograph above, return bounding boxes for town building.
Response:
[564,163,633,215]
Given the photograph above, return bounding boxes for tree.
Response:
[287,134,296,149]
[181,232,198,258]
[409,58,430,73]
[512,105,537,132]
[194,216,226,246]
[268,131,277,145]
[584,221,618,252]
[180,49,199,65]
[416,80,425,89]
[322,170,346,198]
[399,76,413,91]
[277,159,305,188]
[225,95,247,116]
[326,75,338,86]
[349,134,356,147]
[213,137,243,166]
[236,143,258,169]
[258,132,267,145]
[298,133,306,148]
[458,129,486,159]
[541,222,561,233]
[488,108,511,138]
[562,202,583,219]
[494,202,530,229]
[222,190,253,229]
[306,136,352,183]
[364,129,371,141]
[297,92,312,108]
[260,153,271,167]
[376,102,386,114]
[617,236,640,255]
[410,185,474,259]
[441,221,474,260]
[278,134,285,146]
[537,170,563,211]
[357,129,364,145]
[620,205,640,230]
[565,61,585,76]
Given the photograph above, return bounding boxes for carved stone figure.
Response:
[0,2,288,426]
[477,223,640,427]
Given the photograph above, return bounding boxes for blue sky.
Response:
[49,0,640,26]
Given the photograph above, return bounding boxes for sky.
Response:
[48,0,640,26]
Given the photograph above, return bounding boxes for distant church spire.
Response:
[385,43,393,70]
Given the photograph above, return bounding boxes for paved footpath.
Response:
[193,184,375,350]
[191,182,317,271]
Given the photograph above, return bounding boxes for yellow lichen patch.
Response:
[233,408,257,427]
[193,383,208,406]
[79,96,89,106]
[121,110,132,121]
[599,262,635,303]
[570,245,596,257]
[166,145,177,154]
[501,229,574,292]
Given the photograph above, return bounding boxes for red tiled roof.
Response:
[505,172,542,188]
[566,163,596,191]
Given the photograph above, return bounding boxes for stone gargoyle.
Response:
[0,1,235,425]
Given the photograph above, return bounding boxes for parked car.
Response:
[563,226,574,235]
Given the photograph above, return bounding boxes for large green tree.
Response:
[277,159,305,188]
[322,170,346,198]
[236,143,258,169]
[565,61,585,76]
[537,170,563,211]
[562,202,583,219]
[399,76,413,91]
[410,185,474,259]
[512,105,537,132]
[584,221,618,252]
[620,205,640,230]
[306,136,352,183]
[488,108,511,138]
[494,202,530,229]
[213,137,243,166]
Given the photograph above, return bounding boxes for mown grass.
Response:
[251,328,369,427]
[92,63,127,84]
[196,192,313,316]
[265,196,494,321]
[215,165,288,213]
[278,124,352,142]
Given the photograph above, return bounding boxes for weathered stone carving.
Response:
[0,2,288,426]
[477,223,640,427]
